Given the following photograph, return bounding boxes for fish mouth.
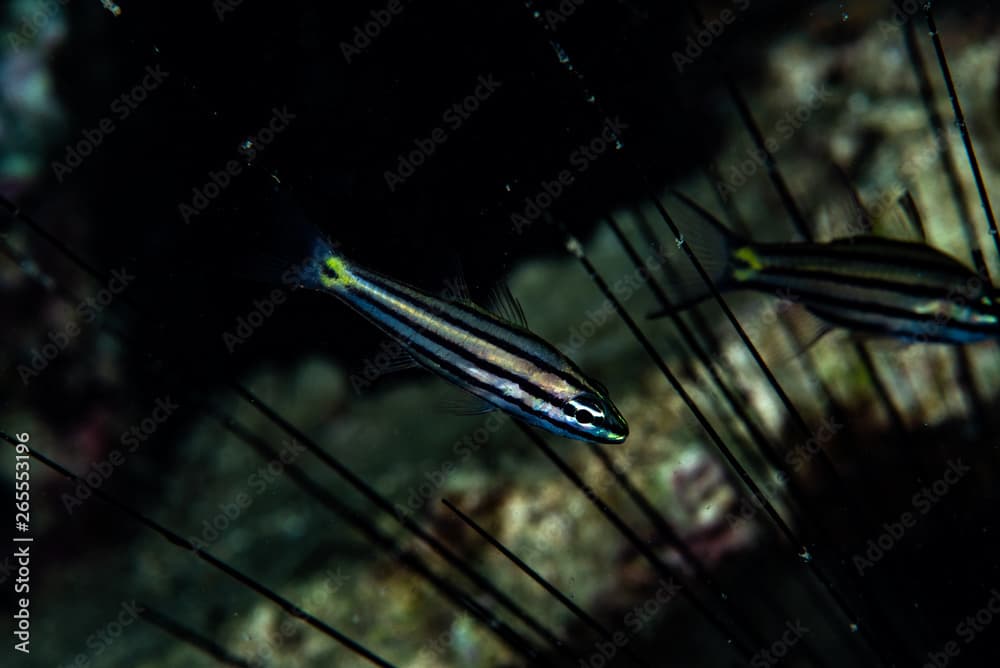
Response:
[613,409,630,440]
[598,416,629,445]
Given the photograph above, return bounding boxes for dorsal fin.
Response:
[897,190,927,241]
[484,281,528,328]
[453,270,472,303]
[828,160,873,239]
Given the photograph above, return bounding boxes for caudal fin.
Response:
[648,190,743,318]
[233,190,340,290]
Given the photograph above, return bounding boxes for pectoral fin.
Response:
[438,392,497,416]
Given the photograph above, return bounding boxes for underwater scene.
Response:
[3,0,1000,666]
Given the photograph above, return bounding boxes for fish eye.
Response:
[564,394,605,427]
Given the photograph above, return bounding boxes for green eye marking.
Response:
[321,255,351,288]
[732,246,763,282]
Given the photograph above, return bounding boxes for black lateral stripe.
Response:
[348,290,594,438]
[757,266,969,299]
[804,305,902,336]
[757,241,975,276]
[351,291,540,395]
[349,290,541,399]
[400,331,596,441]
[418,340,598,441]
[353,269,546,353]
[804,304,985,341]
[351,268,586,386]
[739,280,995,335]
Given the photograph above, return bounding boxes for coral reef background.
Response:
[2,1,1000,666]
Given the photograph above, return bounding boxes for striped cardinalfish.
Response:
[652,192,999,344]
[277,229,629,444]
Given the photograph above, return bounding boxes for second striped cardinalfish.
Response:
[271,222,629,445]
[651,192,1000,344]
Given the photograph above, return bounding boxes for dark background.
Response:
[7,1,1000,666]
[31,0,808,375]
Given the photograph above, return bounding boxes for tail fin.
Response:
[234,190,341,291]
[648,190,743,318]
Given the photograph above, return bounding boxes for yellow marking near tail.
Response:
[321,255,353,289]
[732,246,763,282]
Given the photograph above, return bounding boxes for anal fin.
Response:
[439,391,497,416]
